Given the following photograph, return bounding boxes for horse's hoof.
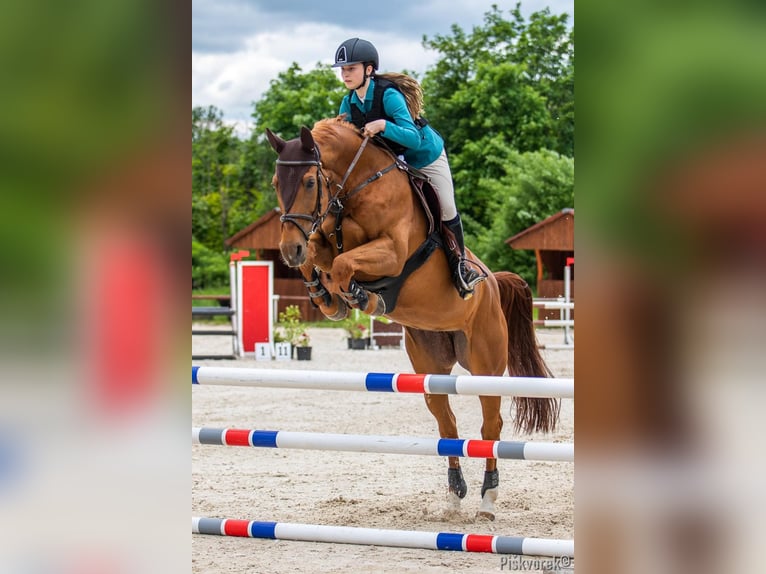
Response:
[448,467,467,499]
[475,510,496,522]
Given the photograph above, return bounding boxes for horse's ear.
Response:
[299,126,315,153]
[336,113,347,121]
[265,128,285,153]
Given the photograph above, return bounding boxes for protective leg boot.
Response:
[442,215,484,299]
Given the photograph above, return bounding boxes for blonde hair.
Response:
[376,72,424,121]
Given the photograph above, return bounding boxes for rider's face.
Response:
[340,63,365,89]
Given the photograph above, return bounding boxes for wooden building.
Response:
[226,208,325,322]
[505,208,574,317]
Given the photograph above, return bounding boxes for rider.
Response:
[332,37,484,299]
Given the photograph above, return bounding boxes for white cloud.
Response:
[192,24,438,136]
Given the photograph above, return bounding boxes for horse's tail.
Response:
[494,271,561,434]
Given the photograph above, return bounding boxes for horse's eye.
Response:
[305,178,316,189]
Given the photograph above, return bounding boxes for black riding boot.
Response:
[442,214,485,299]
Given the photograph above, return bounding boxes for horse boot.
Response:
[441,214,485,300]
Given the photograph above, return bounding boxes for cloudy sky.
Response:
[192,0,574,137]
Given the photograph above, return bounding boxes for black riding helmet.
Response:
[332,38,379,70]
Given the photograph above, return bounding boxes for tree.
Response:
[422,3,574,158]
[420,4,573,238]
[473,148,574,283]
[192,105,237,250]
[251,62,347,139]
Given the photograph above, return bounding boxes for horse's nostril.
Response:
[296,244,303,259]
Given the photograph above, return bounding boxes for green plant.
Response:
[192,239,229,289]
[340,317,368,339]
[273,329,288,343]
[296,331,311,347]
[277,305,308,346]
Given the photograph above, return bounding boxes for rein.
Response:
[324,135,398,252]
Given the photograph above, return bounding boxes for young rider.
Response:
[332,37,484,299]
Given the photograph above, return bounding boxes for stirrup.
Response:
[456,261,485,299]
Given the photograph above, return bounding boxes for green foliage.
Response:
[192,105,267,253]
[252,62,347,138]
[422,3,573,157]
[192,238,229,289]
[473,149,574,282]
[336,316,369,339]
[277,304,310,347]
[418,4,574,245]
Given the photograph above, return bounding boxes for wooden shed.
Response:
[505,208,574,317]
[226,208,325,322]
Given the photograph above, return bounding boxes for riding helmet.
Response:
[332,38,379,70]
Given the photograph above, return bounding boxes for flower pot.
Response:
[349,337,367,350]
[295,346,312,361]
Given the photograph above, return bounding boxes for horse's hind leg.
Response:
[477,396,502,520]
[403,328,466,510]
[453,306,506,521]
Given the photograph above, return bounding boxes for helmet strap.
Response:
[354,64,372,91]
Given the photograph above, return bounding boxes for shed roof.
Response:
[505,208,574,251]
[225,208,282,250]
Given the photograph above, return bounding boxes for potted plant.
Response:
[342,318,369,350]
[278,305,311,359]
[295,330,312,361]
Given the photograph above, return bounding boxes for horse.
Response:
[265,118,559,520]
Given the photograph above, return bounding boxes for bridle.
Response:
[276,134,398,251]
[275,146,326,242]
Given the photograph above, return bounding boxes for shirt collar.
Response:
[351,78,376,107]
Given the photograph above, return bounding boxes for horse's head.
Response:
[266,126,325,267]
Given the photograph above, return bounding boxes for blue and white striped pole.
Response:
[192,366,574,398]
[192,427,574,462]
[192,517,574,558]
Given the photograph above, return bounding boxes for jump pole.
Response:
[192,366,574,399]
[192,427,574,462]
[532,300,574,310]
[192,517,575,558]
[533,319,575,327]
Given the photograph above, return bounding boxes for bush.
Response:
[192,239,229,289]
[277,305,310,347]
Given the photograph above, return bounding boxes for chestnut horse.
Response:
[266,118,559,520]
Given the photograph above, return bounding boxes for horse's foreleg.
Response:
[300,265,348,321]
[424,394,466,507]
[299,235,349,321]
[330,236,407,315]
[477,395,503,521]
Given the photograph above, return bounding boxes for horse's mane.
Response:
[311,117,399,165]
[311,117,361,143]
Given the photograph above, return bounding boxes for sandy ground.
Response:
[192,326,573,573]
